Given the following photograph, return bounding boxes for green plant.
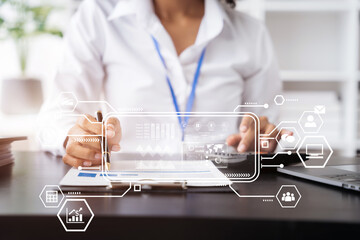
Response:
[0,0,63,76]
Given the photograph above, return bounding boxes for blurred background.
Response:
[0,0,359,157]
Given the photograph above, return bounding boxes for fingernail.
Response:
[107,130,115,138]
[83,161,92,167]
[240,126,247,132]
[238,144,246,152]
[283,130,290,135]
[107,124,115,131]
[112,145,121,152]
[95,153,101,160]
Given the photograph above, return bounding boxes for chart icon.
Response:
[57,199,94,232]
[66,207,84,223]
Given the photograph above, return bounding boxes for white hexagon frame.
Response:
[57,199,94,232]
[276,127,301,150]
[39,185,64,208]
[274,95,285,105]
[298,111,323,134]
[296,136,333,168]
[276,185,301,208]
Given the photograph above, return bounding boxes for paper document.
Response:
[60,160,231,187]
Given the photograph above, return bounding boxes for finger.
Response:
[76,114,102,135]
[238,127,256,153]
[105,117,121,138]
[66,141,102,162]
[260,124,277,152]
[264,124,277,138]
[63,154,85,168]
[278,129,293,141]
[239,115,255,133]
[226,134,241,148]
[259,116,269,133]
[63,154,100,168]
[105,117,122,145]
[110,144,121,152]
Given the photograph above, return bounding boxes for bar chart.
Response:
[66,207,84,224]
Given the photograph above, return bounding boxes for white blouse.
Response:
[39,0,281,154]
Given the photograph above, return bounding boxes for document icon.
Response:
[314,105,326,114]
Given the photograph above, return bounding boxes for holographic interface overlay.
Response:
[100,112,260,183]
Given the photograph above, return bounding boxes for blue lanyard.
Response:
[151,36,206,141]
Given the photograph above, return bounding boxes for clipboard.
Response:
[59,184,233,194]
[110,179,188,190]
[59,160,234,194]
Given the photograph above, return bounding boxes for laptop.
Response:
[277,159,360,192]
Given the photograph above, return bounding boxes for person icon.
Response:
[291,193,295,201]
[284,192,292,202]
[305,115,317,128]
[281,193,286,201]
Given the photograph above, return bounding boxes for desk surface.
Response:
[0,152,359,239]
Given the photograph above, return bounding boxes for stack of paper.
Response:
[0,137,27,167]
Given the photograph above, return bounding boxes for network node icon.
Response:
[298,111,323,133]
[57,92,78,112]
[296,136,333,168]
[39,185,64,208]
[57,199,94,232]
[261,139,270,149]
[134,184,142,192]
[276,185,301,208]
[274,95,285,105]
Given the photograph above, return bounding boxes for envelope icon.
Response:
[314,105,326,114]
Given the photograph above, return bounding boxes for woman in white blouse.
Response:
[40,0,288,167]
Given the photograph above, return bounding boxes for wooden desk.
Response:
[0,152,359,239]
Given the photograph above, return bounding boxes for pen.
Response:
[96,111,111,170]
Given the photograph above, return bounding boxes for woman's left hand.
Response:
[226,116,292,153]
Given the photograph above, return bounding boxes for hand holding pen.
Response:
[62,114,122,168]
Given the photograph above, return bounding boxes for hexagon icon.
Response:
[57,92,78,112]
[296,136,333,168]
[276,127,301,150]
[298,111,323,133]
[39,185,64,208]
[57,199,94,232]
[274,95,285,105]
[276,185,301,208]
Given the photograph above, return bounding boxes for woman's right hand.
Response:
[63,115,121,168]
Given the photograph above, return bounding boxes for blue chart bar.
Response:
[78,172,97,177]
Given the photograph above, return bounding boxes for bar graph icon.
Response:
[66,207,84,224]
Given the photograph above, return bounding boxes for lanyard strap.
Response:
[151,36,206,141]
